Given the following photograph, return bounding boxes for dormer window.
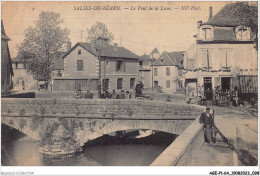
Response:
[200,25,213,40]
[202,28,212,40]
[236,26,250,40]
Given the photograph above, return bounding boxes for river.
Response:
[1,125,177,166]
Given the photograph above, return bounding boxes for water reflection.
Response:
[2,124,177,166]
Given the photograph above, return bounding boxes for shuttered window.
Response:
[116,60,125,72]
[130,78,135,89]
[166,80,170,88]
[220,49,232,68]
[154,68,158,76]
[166,67,170,76]
[117,78,123,90]
[201,49,212,68]
[77,60,83,71]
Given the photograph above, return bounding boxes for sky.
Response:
[2,1,229,58]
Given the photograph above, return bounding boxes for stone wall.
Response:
[1,98,203,120]
[1,98,205,156]
[150,114,205,166]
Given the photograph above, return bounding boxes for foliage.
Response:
[18,11,70,86]
[30,115,44,131]
[9,119,14,125]
[39,121,59,146]
[39,107,46,115]
[18,119,27,129]
[86,21,114,45]
[19,109,26,117]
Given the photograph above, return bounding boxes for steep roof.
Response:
[213,27,237,41]
[203,2,258,27]
[168,51,185,67]
[1,20,10,40]
[139,54,150,61]
[151,48,159,54]
[152,51,184,67]
[63,42,139,60]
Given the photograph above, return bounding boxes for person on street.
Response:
[85,89,93,99]
[135,81,143,98]
[111,89,117,99]
[199,107,215,145]
[117,90,126,99]
[125,91,131,99]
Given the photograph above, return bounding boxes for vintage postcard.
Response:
[1,1,258,175]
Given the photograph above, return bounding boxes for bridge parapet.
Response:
[2,98,204,119]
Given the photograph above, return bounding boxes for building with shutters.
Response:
[151,51,184,94]
[138,48,160,89]
[53,42,139,92]
[183,3,258,102]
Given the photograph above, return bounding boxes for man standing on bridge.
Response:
[199,107,215,145]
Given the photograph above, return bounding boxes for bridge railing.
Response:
[2,98,204,120]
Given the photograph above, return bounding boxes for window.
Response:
[102,79,109,91]
[202,28,212,40]
[116,60,125,72]
[139,61,143,69]
[77,60,84,71]
[203,77,212,83]
[154,68,158,76]
[219,49,232,68]
[105,60,109,67]
[117,78,123,90]
[130,78,135,89]
[201,49,212,68]
[78,50,81,55]
[166,67,170,76]
[236,27,250,40]
[161,59,164,63]
[166,80,170,88]
[15,63,18,69]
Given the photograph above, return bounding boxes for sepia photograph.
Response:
[1,0,259,175]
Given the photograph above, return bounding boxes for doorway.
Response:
[221,77,231,93]
[154,81,158,88]
[203,77,213,100]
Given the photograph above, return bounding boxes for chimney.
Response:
[67,41,71,52]
[197,20,202,28]
[208,6,213,20]
[197,20,202,38]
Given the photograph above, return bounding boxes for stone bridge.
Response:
[1,98,205,156]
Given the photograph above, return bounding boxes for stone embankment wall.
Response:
[150,113,205,166]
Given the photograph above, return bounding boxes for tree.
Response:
[18,11,70,90]
[86,22,114,45]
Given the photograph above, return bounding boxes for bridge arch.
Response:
[1,117,40,141]
[76,119,192,146]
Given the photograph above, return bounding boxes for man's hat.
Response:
[206,107,210,110]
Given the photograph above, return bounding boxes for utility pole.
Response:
[97,36,109,98]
